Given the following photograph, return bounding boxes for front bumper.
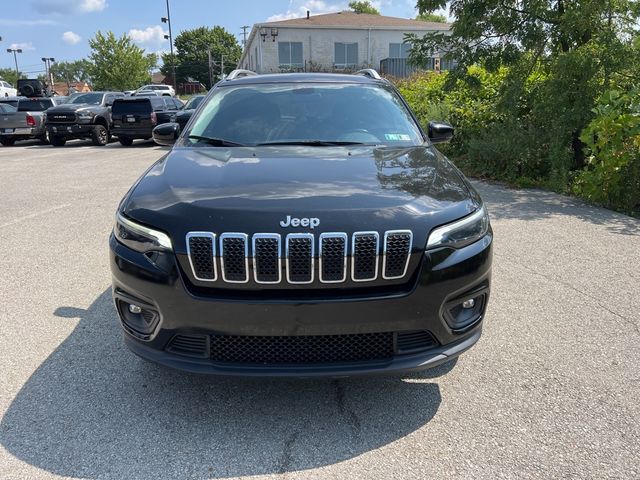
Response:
[47,123,95,138]
[109,232,492,377]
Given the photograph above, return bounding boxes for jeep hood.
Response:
[123,145,479,251]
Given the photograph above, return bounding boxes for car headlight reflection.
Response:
[426,206,490,250]
[114,212,173,252]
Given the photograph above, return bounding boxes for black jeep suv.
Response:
[45,91,124,146]
[110,70,493,377]
[111,96,183,146]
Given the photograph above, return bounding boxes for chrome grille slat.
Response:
[186,229,411,285]
[286,233,314,284]
[319,233,347,283]
[185,232,217,281]
[383,230,413,280]
[351,231,380,282]
[252,233,281,284]
[220,233,249,283]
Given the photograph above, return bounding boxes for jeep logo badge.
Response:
[280,215,320,229]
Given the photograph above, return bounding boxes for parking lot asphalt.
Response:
[0,139,639,480]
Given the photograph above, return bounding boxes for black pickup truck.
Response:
[111,96,183,146]
[45,91,125,146]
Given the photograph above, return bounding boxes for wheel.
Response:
[38,132,50,145]
[50,135,66,147]
[0,137,16,146]
[119,137,134,146]
[91,125,109,146]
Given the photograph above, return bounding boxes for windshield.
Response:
[17,99,54,111]
[187,83,424,147]
[184,96,204,110]
[68,93,104,105]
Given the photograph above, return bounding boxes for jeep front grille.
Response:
[185,230,413,285]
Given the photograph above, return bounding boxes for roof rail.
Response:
[354,68,382,80]
[226,69,258,81]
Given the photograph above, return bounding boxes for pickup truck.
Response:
[0,97,64,146]
[45,91,125,146]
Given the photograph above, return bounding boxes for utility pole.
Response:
[6,48,22,78]
[240,25,249,49]
[161,0,176,93]
[42,57,55,93]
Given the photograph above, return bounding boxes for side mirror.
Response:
[153,122,180,146]
[428,121,454,144]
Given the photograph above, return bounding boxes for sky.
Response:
[0,0,423,78]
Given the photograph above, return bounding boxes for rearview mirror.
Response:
[428,121,454,144]
[152,122,180,146]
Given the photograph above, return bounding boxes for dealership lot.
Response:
[0,142,639,479]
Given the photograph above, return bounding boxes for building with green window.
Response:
[238,11,451,76]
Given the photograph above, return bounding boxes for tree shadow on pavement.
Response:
[1,290,449,479]
[473,181,640,236]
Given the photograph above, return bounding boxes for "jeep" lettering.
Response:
[279,215,320,229]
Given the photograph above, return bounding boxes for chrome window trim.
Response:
[382,230,413,280]
[252,233,282,284]
[219,232,249,284]
[319,232,348,284]
[351,231,380,282]
[285,233,315,285]
[185,231,217,282]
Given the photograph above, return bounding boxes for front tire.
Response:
[50,135,66,147]
[91,125,109,146]
[119,136,134,146]
[0,137,16,146]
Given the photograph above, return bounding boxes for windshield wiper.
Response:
[187,135,246,147]
[256,140,367,146]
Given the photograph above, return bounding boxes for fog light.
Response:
[462,299,475,309]
[129,304,142,314]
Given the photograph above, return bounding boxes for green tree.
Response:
[348,1,380,15]
[416,12,446,22]
[50,60,93,86]
[0,68,22,87]
[161,26,241,88]
[88,31,156,90]
[406,0,640,173]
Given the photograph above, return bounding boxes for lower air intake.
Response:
[166,334,209,358]
[210,332,394,365]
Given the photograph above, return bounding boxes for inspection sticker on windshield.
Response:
[384,133,411,141]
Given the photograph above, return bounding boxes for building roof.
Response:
[262,11,451,30]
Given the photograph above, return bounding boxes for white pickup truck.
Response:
[0,80,18,97]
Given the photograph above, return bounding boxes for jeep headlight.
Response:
[114,212,173,252]
[426,206,490,250]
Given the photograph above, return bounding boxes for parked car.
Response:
[133,84,175,97]
[44,91,125,146]
[1,80,18,97]
[110,69,493,376]
[0,97,64,145]
[0,96,27,108]
[175,94,205,130]
[112,96,183,146]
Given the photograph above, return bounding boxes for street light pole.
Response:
[161,0,176,93]
[42,57,55,94]
[6,48,22,78]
